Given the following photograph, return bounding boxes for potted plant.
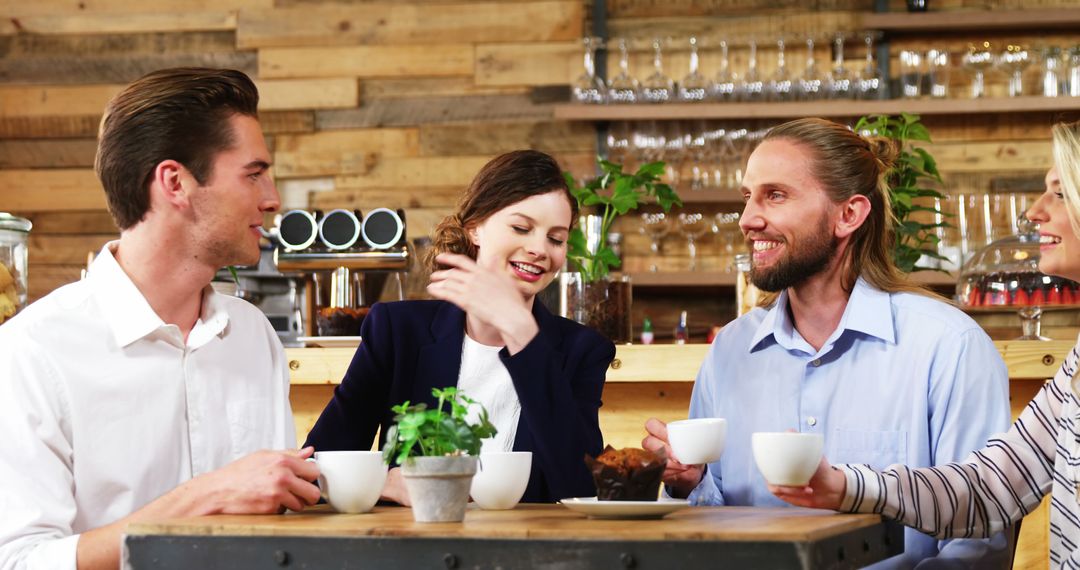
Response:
[561,159,682,342]
[382,386,496,522]
[855,113,951,273]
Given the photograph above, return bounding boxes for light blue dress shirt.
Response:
[688,278,1011,568]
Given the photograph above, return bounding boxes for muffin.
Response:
[585,445,667,501]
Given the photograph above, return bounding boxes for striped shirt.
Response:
[840,336,1080,568]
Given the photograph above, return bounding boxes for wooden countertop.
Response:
[285,341,1072,385]
[126,504,883,543]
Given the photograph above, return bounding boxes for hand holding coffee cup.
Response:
[470,451,532,510]
[751,432,824,487]
[313,450,388,514]
[666,418,727,465]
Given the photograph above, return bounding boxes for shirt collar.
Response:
[748,277,896,353]
[88,242,229,348]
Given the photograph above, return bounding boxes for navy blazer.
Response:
[304,299,615,503]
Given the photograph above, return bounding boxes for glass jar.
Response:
[0,213,31,325]
[956,216,1077,339]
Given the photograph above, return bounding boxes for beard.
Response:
[748,217,838,292]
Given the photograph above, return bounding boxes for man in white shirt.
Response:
[0,68,320,570]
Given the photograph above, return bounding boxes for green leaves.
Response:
[564,158,683,282]
[381,387,497,466]
[857,113,952,274]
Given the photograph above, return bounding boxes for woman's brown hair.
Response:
[425,150,577,272]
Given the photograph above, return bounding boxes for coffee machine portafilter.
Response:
[273,208,409,341]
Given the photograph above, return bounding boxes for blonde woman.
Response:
[771,121,1080,568]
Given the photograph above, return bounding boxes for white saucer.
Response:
[559,497,689,519]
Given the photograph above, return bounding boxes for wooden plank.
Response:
[0,52,257,84]
[862,8,1080,32]
[27,264,84,303]
[361,78,526,100]
[419,121,594,157]
[923,113,1063,143]
[310,186,464,210]
[475,42,578,87]
[607,12,860,44]
[995,340,1074,379]
[608,0,871,17]
[29,234,116,265]
[259,111,315,135]
[0,169,105,211]
[602,382,694,449]
[926,140,1052,173]
[236,2,583,49]
[0,139,98,168]
[256,78,358,111]
[272,128,420,178]
[0,85,121,117]
[24,211,118,235]
[316,95,554,130]
[4,12,238,35]
[259,45,473,79]
[0,0,269,16]
[0,115,101,139]
[334,156,513,189]
[0,30,237,56]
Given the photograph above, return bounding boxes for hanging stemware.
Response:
[642,38,675,104]
[962,41,994,99]
[998,44,1032,97]
[740,39,765,101]
[857,31,886,100]
[827,33,855,99]
[678,37,711,102]
[572,37,607,104]
[607,38,640,104]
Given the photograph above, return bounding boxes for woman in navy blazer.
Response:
[305,150,615,504]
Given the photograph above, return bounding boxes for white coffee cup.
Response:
[751,432,824,487]
[313,450,388,514]
[667,418,727,465]
[469,451,532,510]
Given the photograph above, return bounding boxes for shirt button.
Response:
[807,416,818,427]
[811,358,821,367]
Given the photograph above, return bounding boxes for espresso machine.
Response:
[272,207,410,342]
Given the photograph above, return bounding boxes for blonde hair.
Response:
[755,118,929,306]
[1052,121,1080,239]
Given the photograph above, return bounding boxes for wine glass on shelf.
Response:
[712,212,742,272]
[857,31,886,100]
[767,36,795,102]
[797,36,825,101]
[639,212,670,272]
[662,122,689,190]
[1039,45,1065,97]
[678,212,710,271]
[642,38,675,104]
[998,44,1032,97]
[607,38,640,104]
[827,32,855,99]
[606,121,633,169]
[678,37,711,102]
[961,41,994,99]
[740,39,765,101]
[572,37,607,104]
[711,39,738,102]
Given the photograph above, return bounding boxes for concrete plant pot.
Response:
[401,455,478,523]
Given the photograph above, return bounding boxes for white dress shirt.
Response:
[0,244,295,570]
[457,335,520,454]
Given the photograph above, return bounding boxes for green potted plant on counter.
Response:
[561,159,682,343]
[855,112,951,273]
[382,387,496,522]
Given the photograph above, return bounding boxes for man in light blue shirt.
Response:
[644,118,1011,568]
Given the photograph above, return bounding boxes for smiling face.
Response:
[1027,167,1080,281]
[738,138,841,292]
[468,190,572,300]
[188,114,280,267]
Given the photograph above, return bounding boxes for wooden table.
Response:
[123,504,902,569]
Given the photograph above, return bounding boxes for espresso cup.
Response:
[469,451,532,510]
[751,432,824,487]
[314,450,388,514]
[667,418,727,465]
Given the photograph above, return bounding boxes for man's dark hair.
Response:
[94,67,260,230]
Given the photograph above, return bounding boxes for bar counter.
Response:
[123,504,903,570]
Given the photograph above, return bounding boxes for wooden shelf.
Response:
[553,97,1080,122]
[627,269,956,288]
[861,8,1080,33]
